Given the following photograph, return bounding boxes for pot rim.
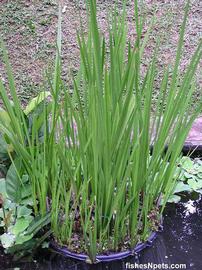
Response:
[50,223,163,263]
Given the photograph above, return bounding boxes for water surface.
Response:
[0,196,201,270]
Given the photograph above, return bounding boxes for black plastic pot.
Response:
[51,223,163,263]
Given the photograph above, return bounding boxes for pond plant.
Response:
[0,0,201,263]
[168,157,202,203]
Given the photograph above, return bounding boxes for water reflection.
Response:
[0,197,201,270]
[184,200,197,216]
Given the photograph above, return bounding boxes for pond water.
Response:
[0,195,201,270]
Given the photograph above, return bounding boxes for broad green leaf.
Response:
[196,166,202,173]
[197,172,202,179]
[184,171,195,179]
[20,197,34,206]
[0,209,4,219]
[24,91,50,115]
[17,205,32,218]
[25,213,51,236]
[0,178,7,197]
[0,109,10,126]
[15,233,33,245]
[10,218,30,235]
[167,195,181,204]
[196,160,202,166]
[22,174,29,183]
[3,199,16,210]
[0,134,9,159]
[174,182,191,194]
[181,157,194,171]
[21,183,32,199]
[187,179,202,191]
[6,158,22,203]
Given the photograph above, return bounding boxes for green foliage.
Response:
[24,91,50,115]
[6,158,23,203]
[0,176,50,258]
[0,91,51,257]
[0,178,6,197]
[0,0,201,263]
[0,109,12,162]
[0,191,34,250]
[167,194,181,204]
[169,157,202,203]
[0,135,10,160]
